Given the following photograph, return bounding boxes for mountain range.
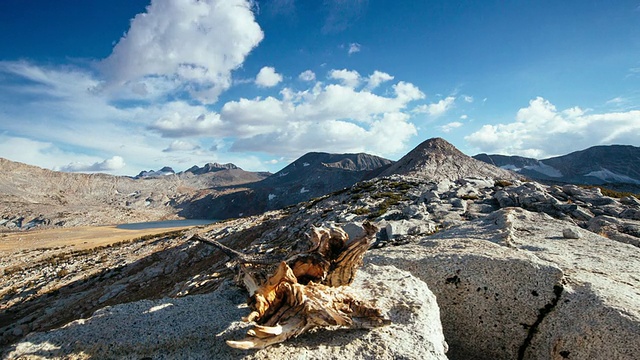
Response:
[474,144,640,192]
[1,138,638,230]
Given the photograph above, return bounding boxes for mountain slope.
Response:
[0,158,269,229]
[194,152,394,219]
[381,138,519,181]
[474,144,640,189]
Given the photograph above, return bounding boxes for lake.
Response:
[116,219,217,230]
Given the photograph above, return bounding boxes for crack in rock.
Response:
[517,284,564,360]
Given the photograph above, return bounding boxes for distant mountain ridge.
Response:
[190,152,395,219]
[3,139,639,230]
[182,162,240,175]
[474,144,640,190]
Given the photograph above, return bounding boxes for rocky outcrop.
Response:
[2,139,639,359]
[368,208,640,359]
[4,265,448,360]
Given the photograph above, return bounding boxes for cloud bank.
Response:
[466,97,640,158]
[61,156,126,172]
[149,70,426,157]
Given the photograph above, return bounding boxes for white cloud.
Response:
[0,61,425,174]
[348,42,361,55]
[439,121,463,133]
[366,70,394,90]
[460,114,468,120]
[465,96,640,158]
[606,97,626,105]
[414,96,456,117]
[216,75,423,157]
[163,140,201,152]
[463,95,474,103]
[148,105,224,138]
[328,69,361,88]
[255,66,283,87]
[298,70,316,82]
[98,0,264,103]
[61,156,126,172]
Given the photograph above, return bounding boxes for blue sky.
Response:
[0,0,639,175]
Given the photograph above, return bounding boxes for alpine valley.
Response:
[1,138,639,360]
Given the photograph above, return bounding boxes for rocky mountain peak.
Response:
[183,162,240,175]
[134,167,175,179]
[380,137,519,181]
[414,137,463,154]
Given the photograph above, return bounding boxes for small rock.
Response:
[562,228,581,239]
[450,198,468,212]
[620,196,640,207]
[619,208,640,221]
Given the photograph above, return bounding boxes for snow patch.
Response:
[303,162,310,167]
[585,168,640,184]
[279,172,289,177]
[300,187,309,194]
[523,162,563,177]
[268,194,276,201]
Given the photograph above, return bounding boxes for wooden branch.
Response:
[225,221,389,349]
[188,233,282,265]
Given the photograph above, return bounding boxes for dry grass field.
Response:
[0,225,197,253]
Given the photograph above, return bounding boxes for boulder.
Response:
[587,216,640,248]
[494,190,516,208]
[4,265,448,360]
[619,208,640,221]
[367,208,640,360]
[562,228,581,239]
[385,219,437,238]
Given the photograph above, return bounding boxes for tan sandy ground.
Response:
[0,225,210,274]
[0,225,196,253]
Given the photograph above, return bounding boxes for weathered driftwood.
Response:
[191,222,389,349]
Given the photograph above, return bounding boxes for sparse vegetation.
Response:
[579,185,639,199]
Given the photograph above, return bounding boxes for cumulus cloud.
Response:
[162,140,201,152]
[298,70,316,81]
[0,62,267,174]
[149,108,224,138]
[61,156,126,172]
[414,96,456,117]
[366,70,394,90]
[226,80,422,156]
[348,42,361,55]
[439,121,463,133]
[99,0,263,103]
[465,96,640,158]
[147,70,425,157]
[255,66,283,87]
[328,69,361,88]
